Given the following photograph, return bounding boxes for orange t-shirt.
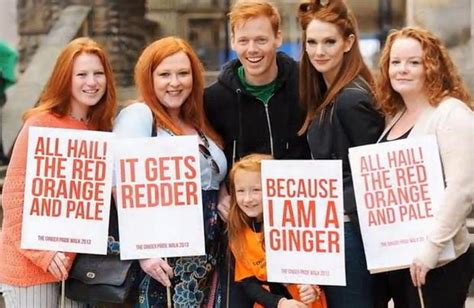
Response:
[230,226,327,308]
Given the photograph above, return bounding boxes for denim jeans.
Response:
[323,221,375,308]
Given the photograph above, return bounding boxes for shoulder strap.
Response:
[151,118,157,137]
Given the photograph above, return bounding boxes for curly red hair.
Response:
[377,26,471,116]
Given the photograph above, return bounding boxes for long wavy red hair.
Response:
[377,26,471,116]
[298,0,374,134]
[23,37,117,131]
[134,36,222,145]
[227,153,273,260]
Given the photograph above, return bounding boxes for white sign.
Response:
[113,136,205,260]
[21,127,114,254]
[262,160,345,286]
[349,135,455,273]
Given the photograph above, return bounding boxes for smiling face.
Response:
[153,51,193,116]
[234,169,263,221]
[231,16,282,86]
[70,53,106,117]
[305,19,354,86]
[388,37,426,98]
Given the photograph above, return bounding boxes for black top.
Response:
[204,52,310,167]
[379,126,412,142]
[238,220,292,307]
[307,77,385,216]
[239,277,291,308]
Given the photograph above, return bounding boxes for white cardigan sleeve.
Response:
[113,102,154,138]
[417,100,474,268]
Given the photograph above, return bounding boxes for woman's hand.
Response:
[139,258,173,287]
[47,252,70,280]
[410,258,431,287]
[297,284,320,304]
[217,184,230,222]
[278,298,307,308]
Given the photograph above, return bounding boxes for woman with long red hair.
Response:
[375,26,473,308]
[113,36,227,307]
[297,0,384,307]
[0,37,117,307]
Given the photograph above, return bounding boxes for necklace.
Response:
[68,112,89,123]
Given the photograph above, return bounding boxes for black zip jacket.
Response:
[307,76,385,217]
[204,52,310,168]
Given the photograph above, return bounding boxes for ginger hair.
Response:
[228,153,273,260]
[134,36,221,145]
[228,0,281,36]
[23,37,117,131]
[377,26,471,116]
[297,0,374,134]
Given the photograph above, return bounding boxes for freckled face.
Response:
[234,170,263,220]
[70,53,106,114]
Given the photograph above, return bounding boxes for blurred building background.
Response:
[143,0,407,71]
[3,0,408,85]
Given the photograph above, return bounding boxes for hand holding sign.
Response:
[139,258,173,287]
[47,252,70,280]
[349,135,455,272]
[297,284,318,305]
[21,127,114,254]
[113,136,205,260]
[409,258,430,287]
[262,160,345,286]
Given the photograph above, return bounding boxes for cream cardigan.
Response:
[378,97,473,269]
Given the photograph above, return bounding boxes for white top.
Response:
[113,102,227,190]
[379,97,474,268]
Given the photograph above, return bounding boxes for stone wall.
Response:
[406,0,473,94]
[0,0,19,48]
[17,0,153,86]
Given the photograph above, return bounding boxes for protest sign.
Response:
[21,127,114,254]
[113,135,204,260]
[262,160,345,286]
[349,135,455,273]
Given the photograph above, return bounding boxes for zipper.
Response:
[236,88,242,163]
[232,139,237,165]
[264,103,274,156]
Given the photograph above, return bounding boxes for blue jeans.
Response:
[323,221,375,308]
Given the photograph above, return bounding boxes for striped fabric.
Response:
[0,282,88,308]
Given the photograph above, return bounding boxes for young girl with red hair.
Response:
[228,154,327,308]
